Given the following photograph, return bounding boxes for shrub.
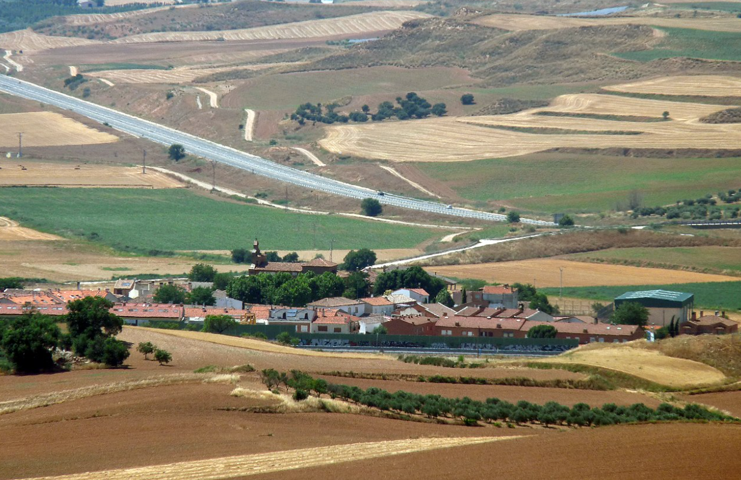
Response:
[154,349,172,365]
[136,341,155,360]
[101,338,130,367]
[361,198,382,217]
[293,388,309,401]
[461,94,475,105]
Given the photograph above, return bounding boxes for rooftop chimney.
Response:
[691,311,697,321]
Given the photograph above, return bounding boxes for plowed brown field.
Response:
[319,92,741,162]
[425,259,739,288]
[0,112,118,147]
[473,13,741,32]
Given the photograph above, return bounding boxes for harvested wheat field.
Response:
[473,13,741,33]
[0,112,117,148]
[0,29,99,53]
[319,91,741,162]
[604,75,741,97]
[88,63,291,84]
[63,6,174,26]
[0,162,183,188]
[425,259,739,288]
[534,345,726,388]
[111,11,431,44]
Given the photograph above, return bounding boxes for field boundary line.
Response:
[20,436,523,480]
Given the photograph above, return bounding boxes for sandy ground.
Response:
[604,75,741,97]
[244,109,257,142]
[474,13,741,33]
[426,258,740,288]
[0,161,183,188]
[319,91,739,162]
[0,217,62,241]
[533,346,726,388]
[111,11,431,44]
[0,112,118,148]
[292,147,323,166]
[195,87,219,108]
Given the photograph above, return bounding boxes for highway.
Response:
[0,75,553,226]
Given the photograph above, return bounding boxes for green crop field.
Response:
[541,281,741,311]
[415,154,741,213]
[614,27,741,62]
[569,247,741,275]
[230,67,472,111]
[0,188,441,253]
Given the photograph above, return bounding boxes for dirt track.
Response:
[0,217,62,241]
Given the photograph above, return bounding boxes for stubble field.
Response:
[0,112,118,148]
[0,161,183,188]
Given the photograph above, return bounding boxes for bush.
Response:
[101,338,130,367]
[168,144,186,161]
[507,211,521,223]
[136,341,155,360]
[154,349,172,365]
[0,313,60,374]
[203,314,237,334]
[461,94,475,105]
[361,198,382,217]
[293,388,309,401]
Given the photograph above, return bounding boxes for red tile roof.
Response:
[524,321,640,336]
[308,297,363,308]
[111,303,182,319]
[361,297,393,306]
[184,307,246,319]
[687,315,737,328]
[304,258,338,267]
[253,262,303,273]
[313,309,359,325]
[56,290,109,302]
[436,316,527,331]
[408,288,429,296]
[0,304,68,316]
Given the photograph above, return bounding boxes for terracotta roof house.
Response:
[392,288,429,303]
[384,293,416,308]
[184,306,247,323]
[523,321,644,344]
[361,296,394,315]
[680,312,738,335]
[311,310,360,334]
[307,297,365,315]
[384,316,437,336]
[0,303,67,317]
[111,303,183,326]
[435,316,528,338]
[393,302,455,319]
[56,289,118,303]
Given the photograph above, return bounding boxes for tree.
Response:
[1,313,60,373]
[591,302,607,316]
[213,272,232,290]
[372,266,446,299]
[310,272,345,299]
[188,263,216,282]
[153,284,187,304]
[0,277,24,290]
[231,248,248,264]
[342,248,377,271]
[527,324,557,339]
[137,341,155,360]
[461,94,475,105]
[461,288,467,304]
[154,349,172,365]
[361,104,370,113]
[507,211,521,223]
[282,252,300,263]
[101,337,129,367]
[529,292,558,315]
[431,103,447,116]
[168,144,185,161]
[66,297,123,339]
[265,251,282,262]
[662,111,670,120]
[435,289,455,307]
[612,302,649,327]
[513,283,537,301]
[276,331,295,345]
[187,286,216,306]
[558,215,574,227]
[343,271,371,299]
[361,198,383,217]
[203,314,237,334]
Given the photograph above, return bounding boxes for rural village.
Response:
[2,0,741,479]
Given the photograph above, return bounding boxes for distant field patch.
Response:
[0,188,441,252]
[569,247,741,275]
[604,75,741,97]
[0,112,118,148]
[0,162,182,189]
[225,66,474,111]
[415,154,741,212]
[615,27,741,62]
[541,281,741,310]
[424,259,738,288]
[473,13,741,33]
[0,29,100,53]
[668,2,741,13]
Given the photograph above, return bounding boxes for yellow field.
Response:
[319,90,740,162]
[425,259,740,287]
[88,62,294,84]
[535,346,726,388]
[63,6,176,26]
[0,29,100,53]
[473,13,741,33]
[604,75,741,97]
[111,11,431,44]
[0,162,183,188]
[21,437,519,480]
[0,112,118,148]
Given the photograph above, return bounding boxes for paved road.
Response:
[0,75,553,225]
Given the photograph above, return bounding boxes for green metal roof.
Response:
[614,290,694,308]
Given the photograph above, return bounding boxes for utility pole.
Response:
[559,267,564,304]
[17,132,22,158]
[211,160,216,192]
[142,149,146,174]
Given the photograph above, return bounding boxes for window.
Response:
[318,326,327,332]
[589,337,596,343]
[598,338,604,343]
[334,327,341,333]
[300,325,308,333]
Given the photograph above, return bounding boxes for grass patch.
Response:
[415,153,741,213]
[614,27,741,62]
[195,364,255,374]
[0,188,440,252]
[100,267,132,272]
[540,281,741,311]
[535,111,665,122]
[478,124,643,135]
[568,247,741,275]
